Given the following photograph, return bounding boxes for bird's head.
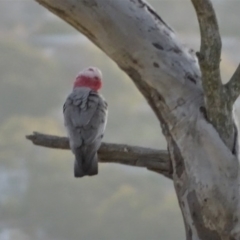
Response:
[73,67,102,91]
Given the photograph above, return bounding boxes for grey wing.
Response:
[64,88,98,126]
[63,89,107,148]
[81,97,108,145]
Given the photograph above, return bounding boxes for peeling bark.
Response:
[29,0,240,239]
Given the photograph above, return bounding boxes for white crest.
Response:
[76,67,102,80]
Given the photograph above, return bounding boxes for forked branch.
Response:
[191,0,235,148]
[26,132,172,179]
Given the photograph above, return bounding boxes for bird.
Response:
[63,67,108,178]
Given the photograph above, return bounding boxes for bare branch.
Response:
[192,0,222,72]
[225,64,240,105]
[26,132,172,179]
[191,0,235,148]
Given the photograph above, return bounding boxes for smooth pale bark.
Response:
[31,0,240,239]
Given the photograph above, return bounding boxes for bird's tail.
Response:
[74,147,98,178]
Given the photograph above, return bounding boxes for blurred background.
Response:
[0,0,239,239]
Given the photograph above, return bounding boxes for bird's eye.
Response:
[89,68,94,71]
[94,77,98,80]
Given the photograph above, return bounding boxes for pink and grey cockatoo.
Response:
[63,67,108,178]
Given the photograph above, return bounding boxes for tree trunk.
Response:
[29,0,240,239]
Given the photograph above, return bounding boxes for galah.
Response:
[63,67,108,178]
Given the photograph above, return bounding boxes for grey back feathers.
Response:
[63,87,108,177]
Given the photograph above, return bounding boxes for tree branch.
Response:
[191,0,235,148]
[192,0,222,73]
[26,132,172,179]
[225,64,240,105]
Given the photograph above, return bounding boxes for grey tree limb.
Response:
[26,132,172,179]
[191,0,235,148]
